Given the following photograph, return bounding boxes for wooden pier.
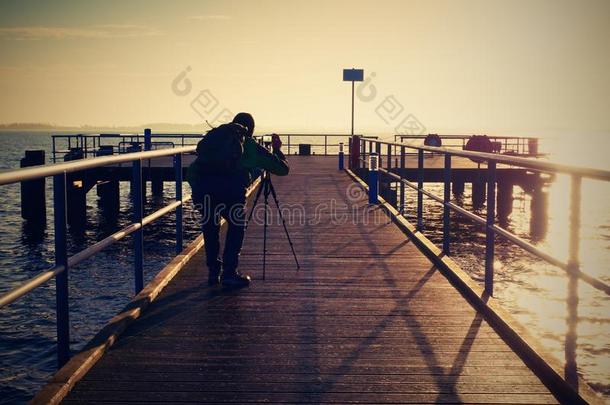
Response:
[50,157,563,404]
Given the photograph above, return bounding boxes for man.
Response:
[187,112,289,288]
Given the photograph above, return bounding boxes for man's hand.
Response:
[271,134,282,152]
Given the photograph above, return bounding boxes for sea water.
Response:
[0,131,608,403]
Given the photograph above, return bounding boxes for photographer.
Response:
[187,112,289,288]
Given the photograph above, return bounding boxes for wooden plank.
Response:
[61,156,559,404]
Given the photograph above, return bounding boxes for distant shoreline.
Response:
[0,123,206,132]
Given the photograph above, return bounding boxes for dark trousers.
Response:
[191,175,246,273]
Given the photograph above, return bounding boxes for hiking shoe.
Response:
[208,268,222,286]
[222,271,251,289]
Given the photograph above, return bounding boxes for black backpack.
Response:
[194,123,247,174]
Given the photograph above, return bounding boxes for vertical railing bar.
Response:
[368,152,379,204]
[400,146,405,214]
[565,174,581,387]
[387,143,391,170]
[417,149,424,231]
[53,172,70,367]
[174,153,183,254]
[443,154,451,254]
[348,138,352,169]
[132,159,144,294]
[484,160,497,295]
[375,143,381,168]
[324,135,328,156]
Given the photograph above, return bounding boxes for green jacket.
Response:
[186,136,289,186]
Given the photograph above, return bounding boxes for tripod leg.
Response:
[245,176,266,229]
[262,181,269,280]
[267,181,301,270]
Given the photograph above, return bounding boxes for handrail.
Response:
[51,132,375,162]
[393,134,540,157]
[352,136,610,295]
[0,145,196,186]
[395,134,537,139]
[374,139,610,181]
[0,196,194,309]
[0,143,196,368]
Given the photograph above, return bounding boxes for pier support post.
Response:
[452,177,465,196]
[64,148,86,228]
[472,175,486,209]
[97,177,120,219]
[151,172,163,196]
[20,150,46,226]
[530,187,548,242]
[96,147,120,218]
[497,180,514,223]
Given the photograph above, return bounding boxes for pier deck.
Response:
[62,157,558,404]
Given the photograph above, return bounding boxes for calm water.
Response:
[0,131,609,403]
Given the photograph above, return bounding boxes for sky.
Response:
[0,0,609,138]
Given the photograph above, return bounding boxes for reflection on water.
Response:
[530,189,548,242]
[395,169,610,400]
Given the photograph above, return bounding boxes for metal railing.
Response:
[51,132,200,162]
[51,132,378,162]
[349,136,610,389]
[393,134,541,157]
[351,137,609,295]
[0,145,195,367]
[253,134,377,156]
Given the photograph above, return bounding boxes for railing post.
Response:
[400,146,405,214]
[351,136,360,169]
[287,135,291,155]
[387,144,391,170]
[324,135,328,156]
[484,160,496,295]
[338,142,344,170]
[174,153,183,254]
[443,154,452,254]
[144,128,152,151]
[53,172,70,367]
[375,142,381,159]
[417,149,424,231]
[565,174,581,387]
[348,138,352,169]
[368,153,379,204]
[132,159,144,294]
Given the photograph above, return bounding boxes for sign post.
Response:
[343,68,364,136]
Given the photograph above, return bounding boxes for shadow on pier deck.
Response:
[57,157,559,404]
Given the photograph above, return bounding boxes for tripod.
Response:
[246,171,300,280]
